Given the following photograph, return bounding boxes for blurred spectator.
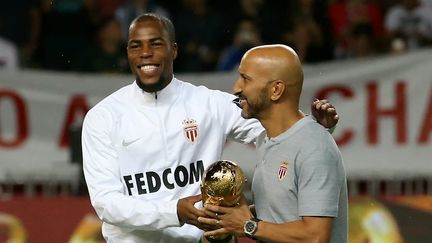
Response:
[115,0,170,43]
[34,0,101,70]
[0,37,18,71]
[174,0,224,72]
[222,0,264,46]
[73,17,128,73]
[0,0,41,67]
[347,22,376,58]
[217,19,262,71]
[253,0,289,44]
[223,0,289,45]
[421,0,432,7]
[99,0,127,18]
[4,0,432,73]
[385,0,432,53]
[280,0,334,63]
[328,0,384,59]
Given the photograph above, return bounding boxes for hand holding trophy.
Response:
[200,160,246,243]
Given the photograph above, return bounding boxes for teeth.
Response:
[140,65,157,71]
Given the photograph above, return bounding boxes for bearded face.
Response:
[239,83,272,120]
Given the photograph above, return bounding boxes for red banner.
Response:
[0,196,431,242]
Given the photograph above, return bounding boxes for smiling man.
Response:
[199,45,348,243]
[81,14,339,243]
[127,16,177,93]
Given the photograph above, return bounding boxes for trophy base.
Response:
[199,235,237,243]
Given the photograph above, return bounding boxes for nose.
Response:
[140,43,153,58]
[232,78,242,96]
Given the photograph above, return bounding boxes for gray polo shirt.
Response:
[252,116,348,243]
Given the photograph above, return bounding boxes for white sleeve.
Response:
[210,90,263,144]
[82,108,180,230]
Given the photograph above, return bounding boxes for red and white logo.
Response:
[278,162,289,181]
[183,119,199,143]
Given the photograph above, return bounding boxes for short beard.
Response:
[136,77,170,93]
[242,87,270,119]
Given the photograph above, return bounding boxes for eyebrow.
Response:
[239,72,252,80]
[128,37,165,44]
[128,40,140,44]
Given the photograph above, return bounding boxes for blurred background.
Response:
[1,0,432,242]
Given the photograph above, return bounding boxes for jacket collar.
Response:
[131,77,181,107]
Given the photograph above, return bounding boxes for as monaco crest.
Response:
[278,162,289,181]
[183,119,199,143]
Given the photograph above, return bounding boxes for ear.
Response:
[270,80,285,101]
[172,43,178,60]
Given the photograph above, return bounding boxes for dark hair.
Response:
[130,13,176,42]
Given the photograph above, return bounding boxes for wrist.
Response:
[176,199,186,226]
[244,217,261,240]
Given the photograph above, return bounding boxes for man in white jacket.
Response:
[82,13,339,243]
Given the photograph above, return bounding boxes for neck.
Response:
[259,104,304,138]
[136,76,173,93]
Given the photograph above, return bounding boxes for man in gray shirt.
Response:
[198,44,347,242]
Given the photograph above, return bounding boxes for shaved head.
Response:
[233,44,306,136]
[245,44,303,85]
[240,44,303,104]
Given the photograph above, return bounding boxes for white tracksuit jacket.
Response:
[82,77,263,242]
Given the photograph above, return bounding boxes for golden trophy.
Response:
[200,160,246,243]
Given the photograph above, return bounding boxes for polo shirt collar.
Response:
[266,116,311,144]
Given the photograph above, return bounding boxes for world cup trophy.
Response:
[200,160,247,243]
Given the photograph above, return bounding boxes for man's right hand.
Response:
[311,99,339,129]
[177,194,211,230]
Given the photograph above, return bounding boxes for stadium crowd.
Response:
[1,0,432,73]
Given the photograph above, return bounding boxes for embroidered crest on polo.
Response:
[182,119,199,143]
[278,162,289,181]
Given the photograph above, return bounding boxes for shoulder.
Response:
[177,78,236,102]
[294,117,340,155]
[284,118,343,173]
[293,116,329,137]
[84,83,133,125]
[95,84,130,109]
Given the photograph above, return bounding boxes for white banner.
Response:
[1,49,432,181]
